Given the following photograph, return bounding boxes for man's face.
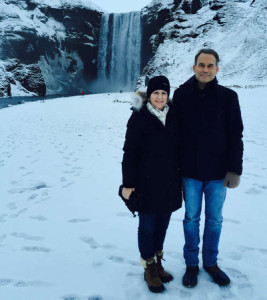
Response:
[193,53,219,88]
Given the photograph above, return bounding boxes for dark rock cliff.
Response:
[140,0,203,72]
[138,0,266,88]
[0,0,102,97]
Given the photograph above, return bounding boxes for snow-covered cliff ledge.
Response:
[0,0,103,97]
[139,0,266,88]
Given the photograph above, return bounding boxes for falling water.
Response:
[97,12,141,92]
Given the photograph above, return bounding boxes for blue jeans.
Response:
[182,177,227,267]
[138,212,171,260]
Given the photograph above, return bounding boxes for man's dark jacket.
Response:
[122,102,182,213]
[173,76,243,181]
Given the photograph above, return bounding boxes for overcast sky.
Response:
[94,0,152,13]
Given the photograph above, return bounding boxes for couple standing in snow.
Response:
[120,49,244,293]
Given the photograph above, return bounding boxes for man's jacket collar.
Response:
[182,75,218,91]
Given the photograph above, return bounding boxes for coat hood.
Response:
[131,87,172,111]
[131,88,147,111]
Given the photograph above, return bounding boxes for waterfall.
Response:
[96,11,141,93]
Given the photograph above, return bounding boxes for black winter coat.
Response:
[173,76,244,181]
[122,102,182,214]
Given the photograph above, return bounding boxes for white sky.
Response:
[93,0,152,13]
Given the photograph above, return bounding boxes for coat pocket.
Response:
[118,185,144,216]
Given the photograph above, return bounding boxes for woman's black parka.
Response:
[122,93,182,214]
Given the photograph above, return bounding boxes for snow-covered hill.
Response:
[0,87,266,299]
[140,0,267,88]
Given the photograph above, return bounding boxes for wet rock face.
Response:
[0,1,102,97]
[13,64,46,97]
[39,6,102,81]
[2,32,55,65]
[180,0,202,14]
[2,60,46,97]
[0,82,11,98]
[141,5,173,70]
[140,0,204,71]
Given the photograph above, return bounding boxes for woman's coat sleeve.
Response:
[121,112,142,188]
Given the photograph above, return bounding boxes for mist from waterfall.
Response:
[94,11,141,93]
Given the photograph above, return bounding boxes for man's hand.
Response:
[223,172,240,188]
[122,187,135,200]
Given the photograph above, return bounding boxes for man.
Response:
[173,49,243,287]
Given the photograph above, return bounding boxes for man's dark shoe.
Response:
[182,265,199,288]
[204,265,230,286]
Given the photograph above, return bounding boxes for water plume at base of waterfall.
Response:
[93,12,141,93]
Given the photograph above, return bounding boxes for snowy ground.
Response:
[0,88,266,300]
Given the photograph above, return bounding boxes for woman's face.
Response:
[149,90,168,111]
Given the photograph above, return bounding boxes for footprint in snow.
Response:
[30,159,39,164]
[108,255,124,263]
[11,232,44,241]
[22,171,34,177]
[62,295,102,300]
[178,289,193,298]
[245,187,263,194]
[61,177,67,182]
[258,248,267,255]
[0,279,13,286]
[27,193,38,201]
[227,251,242,261]
[0,214,7,223]
[14,280,51,287]
[81,237,116,250]
[226,267,248,280]
[81,237,98,249]
[256,184,267,190]
[8,182,48,194]
[29,215,48,222]
[224,218,241,224]
[108,256,139,266]
[238,245,267,256]
[0,278,51,287]
[7,202,17,210]
[68,218,91,223]
[0,235,7,244]
[62,181,74,188]
[22,246,51,253]
[9,208,28,218]
[226,268,253,297]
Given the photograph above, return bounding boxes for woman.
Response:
[121,76,182,293]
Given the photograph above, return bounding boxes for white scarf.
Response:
[146,102,169,126]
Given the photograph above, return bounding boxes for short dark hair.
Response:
[194,49,220,65]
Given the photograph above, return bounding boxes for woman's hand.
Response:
[122,187,135,200]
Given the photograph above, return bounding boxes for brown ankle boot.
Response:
[141,257,164,293]
[156,251,174,283]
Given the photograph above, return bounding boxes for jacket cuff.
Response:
[123,184,135,188]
